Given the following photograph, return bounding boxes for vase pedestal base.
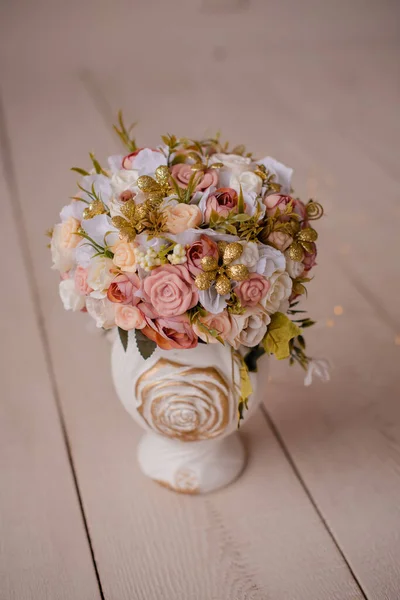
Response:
[137,431,246,494]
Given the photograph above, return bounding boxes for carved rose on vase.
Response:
[135,358,231,441]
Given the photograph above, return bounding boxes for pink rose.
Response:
[186,235,219,277]
[142,314,198,350]
[204,187,238,223]
[171,163,218,191]
[164,203,202,234]
[236,273,270,307]
[263,194,307,222]
[115,304,146,330]
[107,273,141,305]
[74,266,92,296]
[141,264,198,318]
[192,309,237,344]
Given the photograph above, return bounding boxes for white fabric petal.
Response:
[199,287,229,314]
[82,214,119,247]
[257,156,293,195]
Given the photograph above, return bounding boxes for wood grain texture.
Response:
[0,69,363,599]
[1,0,399,597]
[0,106,101,600]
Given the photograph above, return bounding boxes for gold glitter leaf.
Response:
[223,242,243,264]
[82,199,106,220]
[120,199,136,221]
[155,165,170,187]
[215,275,231,295]
[287,242,304,262]
[137,176,161,193]
[209,162,224,169]
[300,241,315,254]
[201,256,219,272]
[195,272,214,291]
[298,227,318,242]
[226,264,249,281]
[111,216,128,229]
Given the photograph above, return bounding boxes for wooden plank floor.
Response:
[0,1,399,598]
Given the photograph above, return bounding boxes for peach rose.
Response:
[192,309,237,344]
[204,187,238,223]
[112,240,137,272]
[115,305,146,330]
[186,234,219,277]
[74,266,92,296]
[141,264,198,318]
[142,314,198,350]
[229,306,271,349]
[236,273,270,307]
[267,231,293,252]
[171,163,218,191]
[164,203,202,234]
[60,217,81,249]
[107,273,141,305]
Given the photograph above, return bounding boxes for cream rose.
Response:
[115,305,146,330]
[284,252,305,279]
[267,231,293,252]
[59,279,86,312]
[59,217,81,249]
[87,257,115,298]
[164,203,202,234]
[263,271,293,314]
[229,171,262,195]
[210,153,253,187]
[51,224,76,272]
[232,241,259,270]
[112,240,137,272]
[229,307,271,348]
[110,169,139,198]
[86,297,116,329]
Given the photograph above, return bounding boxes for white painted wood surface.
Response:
[0,0,399,598]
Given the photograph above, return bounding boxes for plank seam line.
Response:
[0,92,106,600]
[259,403,369,600]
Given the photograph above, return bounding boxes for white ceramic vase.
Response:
[111,332,260,494]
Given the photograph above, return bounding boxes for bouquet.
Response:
[49,114,327,419]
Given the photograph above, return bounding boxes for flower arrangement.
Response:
[49,114,327,421]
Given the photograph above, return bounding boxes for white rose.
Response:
[229,308,271,349]
[132,149,167,176]
[232,241,259,270]
[110,169,140,198]
[257,156,293,195]
[285,252,304,279]
[256,245,286,278]
[229,171,262,195]
[86,297,116,329]
[87,256,115,298]
[51,224,75,272]
[59,279,85,312]
[210,153,252,187]
[263,271,292,314]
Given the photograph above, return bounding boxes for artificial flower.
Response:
[236,273,270,307]
[229,307,271,348]
[257,157,292,195]
[141,264,198,318]
[204,187,238,223]
[186,235,219,276]
[171,163,218,191]
[164,203,202,234]
[263,271,293,314]
[74,266,92,296]
[304,359,330,386]
[142,314,198,350]
[192,309,236,343]
[87,256,115,299]
[85,297,116,329]
[115,304,146,330]
[59,278,86,311]
[112,240,138,272]
[107,273,141,305]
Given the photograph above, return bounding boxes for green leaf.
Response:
[118,327,128,351]
[244,344,266,372]
[71,167,90,176]
[263,312,301,360]
[135,330,157,360]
